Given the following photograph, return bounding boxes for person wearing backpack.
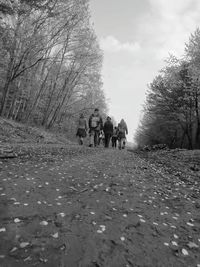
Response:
[103,116,113,148]
[88,108,103,147]
[117,119,128,149]
[76,113,88,145]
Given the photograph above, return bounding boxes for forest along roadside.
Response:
[0,148,200,267]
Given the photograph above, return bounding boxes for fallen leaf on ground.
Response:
[52,232,59,238]
[20,242,29,248]
[182,248,189,256]
[40,221,48,226]
[187,242,199,249]
[14,218,21,223]
[10,247,18,253]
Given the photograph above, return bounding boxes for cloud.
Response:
[148,0,197,17]
[135,0,200,60]
[100,36,141,53]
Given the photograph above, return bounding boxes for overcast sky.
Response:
[90,0,200,141]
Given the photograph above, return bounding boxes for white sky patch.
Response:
[148,0,197,17]
[138,0,200,59]
[90,0,200,142]
[100,36,140,53]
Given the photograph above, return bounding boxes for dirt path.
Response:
[0,147,200,267]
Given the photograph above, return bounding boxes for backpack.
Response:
[91,116,100,128]
[118,124,126,133]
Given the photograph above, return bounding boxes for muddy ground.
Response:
[0,145,200,267]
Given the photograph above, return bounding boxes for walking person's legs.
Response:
[77,129,83,145]
[114,137,117,148]
[112,137,114,148]
[107,134,111,148]
[80,137,83,145]
[94,131,99,147]
[122,138,126,149]
[102,137,105,147]
[89,130,95,147]
[98,137,101,146]
[104,134,108,148]
[105,134,111,148]
[118,138,122,149]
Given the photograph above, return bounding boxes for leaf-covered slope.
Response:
[0,118,71,144]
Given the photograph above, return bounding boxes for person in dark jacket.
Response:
[103,116,113,148]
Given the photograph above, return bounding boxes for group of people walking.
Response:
[76,108,128,149]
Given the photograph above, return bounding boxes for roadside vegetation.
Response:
[0,0,107,139]
[135,29,200,150]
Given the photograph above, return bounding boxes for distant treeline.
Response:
[135,28,200,150]
[0,0,107,138]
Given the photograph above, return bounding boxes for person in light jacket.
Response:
[88,108,103,147]
[76,113,88,145]
[117,119,128,149]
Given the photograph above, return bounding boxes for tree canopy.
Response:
[135,29,200,149]
[0,0,107,137]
